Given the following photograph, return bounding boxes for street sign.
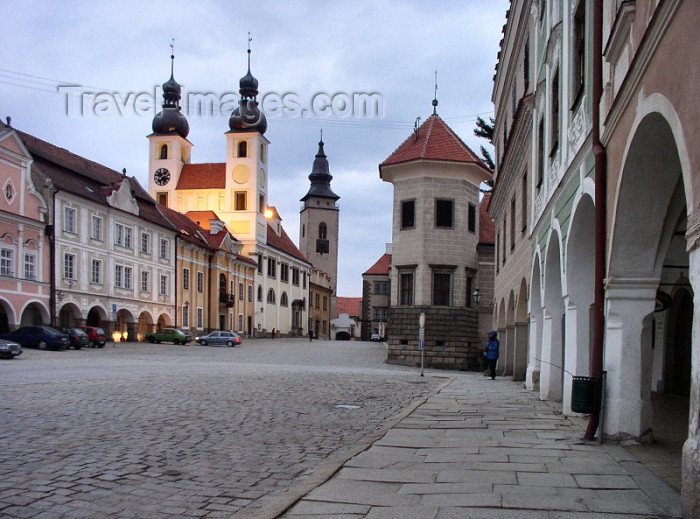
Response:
[419,328,425,341]
[419,339,425,350]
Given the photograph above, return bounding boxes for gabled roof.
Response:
[337,297,362,318]
[6,123,174,231]
[479,192,495,245]
[185,211,220,230]
[266,223,309,264]
[177,163,226,190]
[363,253,391,275]
[380,114,487,168]
[158,205,212,249]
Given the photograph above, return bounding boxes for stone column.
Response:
[603,278,656,439]
[513,321,528,381]
[562,297,592,415]
[539,308,563,402]
[497,326,508,376]
[503,325,515,376]
[682,224,700,517]
[526,315,540,391]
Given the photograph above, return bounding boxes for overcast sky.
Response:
[1,0,508,297]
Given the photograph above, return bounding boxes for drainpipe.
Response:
[48,184,58,327]
[584,0,607,442]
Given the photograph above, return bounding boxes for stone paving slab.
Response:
[283,373,682,518]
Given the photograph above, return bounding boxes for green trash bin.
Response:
[571,376,600,414]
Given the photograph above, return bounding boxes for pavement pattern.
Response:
[0,340,441,518]
[283,374,682,518]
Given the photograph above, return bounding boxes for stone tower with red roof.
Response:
[379,110,492,369]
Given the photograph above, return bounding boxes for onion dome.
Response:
[228,44,267,135]
[301,135,339,202]
[152,52,189,138]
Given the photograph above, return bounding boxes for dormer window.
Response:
[238,141,248,158]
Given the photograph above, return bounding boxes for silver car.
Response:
[195,331,242,347]
[0,338,23,359]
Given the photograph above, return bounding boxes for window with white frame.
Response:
[182,306,189,328]
[64,253,76,280]
[124,266,132,290]
[0,248,12,277]
[114,265,123,288]
[247,284,253,302]
[238,282,244,300]
[183,268,190,290]
[267,288,275,303]
[238,314,243,332]
[160,238,168,259]
[291,267,300,286]
[64,206,76,234]
[160,275,168,295]
[197,271,203,292]
[197,307,203,328]
[280,263,289,283]
[24,253,36,281]
[141,270,149,292]
[141,232,150,254]
[91,215,102,241]
[115,223,132,248]
[91,259,101,284]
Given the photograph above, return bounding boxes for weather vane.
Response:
[247,32,252,69]
[432,70,439,115]
[320,128,323,142]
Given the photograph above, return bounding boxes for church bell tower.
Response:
[300,134,340,317]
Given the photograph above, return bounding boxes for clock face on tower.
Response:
[154,168,170,186]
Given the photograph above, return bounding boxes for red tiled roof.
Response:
[337,297,362,318]
[380,114,487,168]
[185,211,220,230]
[177,163,225,189]
[363,253,391,275]
[479,192,495,244]
[159,205,212,249]
[266,224,309,264]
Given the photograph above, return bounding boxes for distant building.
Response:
[379,107,492,370]
[309,267,332,340]
[361,245,391,341]
[333,296,361,340]
[299,137,340,321]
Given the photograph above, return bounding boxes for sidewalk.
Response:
[274,373,681,518]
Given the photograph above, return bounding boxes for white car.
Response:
[370,333,383,342]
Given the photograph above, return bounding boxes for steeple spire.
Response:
[151,39,189,138]
[300,133,339,202]
[432,70,439,115]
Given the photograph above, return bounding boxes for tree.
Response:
[474,116,495,188]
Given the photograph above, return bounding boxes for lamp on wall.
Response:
[472,288,482,307]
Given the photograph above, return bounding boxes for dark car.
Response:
[195,330,242,347]
[0,338,23,359]
[145,328,191,345]
[61,327,89,349]
[0,326,70,350]
[78,326,106,348]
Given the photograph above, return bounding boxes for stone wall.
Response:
[386,305,481,370]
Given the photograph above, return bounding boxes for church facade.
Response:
[146,53,320,337]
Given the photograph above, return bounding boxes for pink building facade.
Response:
[0,124,51,331]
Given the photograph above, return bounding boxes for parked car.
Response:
[79,326,106,348]
[0,338,23,359]
[145,328,191,345]
[61,327,89,349]
[370,333,384,342]
[195,331,242,347]
[0,326,70,350]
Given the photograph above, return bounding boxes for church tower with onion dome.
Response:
[300,134,340,319]
[223,40,271,251]
[147,47,191,209]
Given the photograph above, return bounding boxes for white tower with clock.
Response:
[147,53,191,207]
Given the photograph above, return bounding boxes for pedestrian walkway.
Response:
[276,373,681,518]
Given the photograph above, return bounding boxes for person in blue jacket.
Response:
[485,330,500,380]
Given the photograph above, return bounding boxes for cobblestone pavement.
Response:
[0,339,442,518]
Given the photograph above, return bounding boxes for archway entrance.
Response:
[607,110,690,494]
